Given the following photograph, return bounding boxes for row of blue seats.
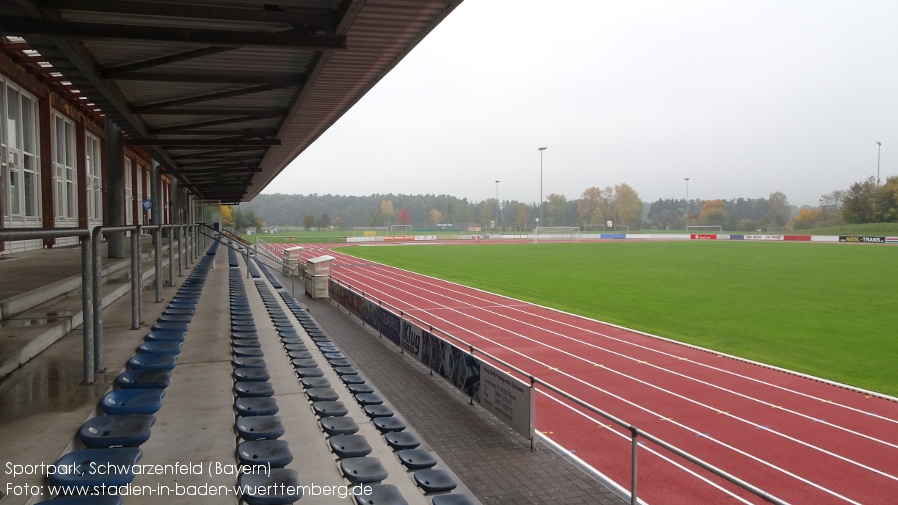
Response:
[228,258,302,505]
[241,247,262,278]
[253,257,284,289]
[270,291,475,505]
[45,239,221,503]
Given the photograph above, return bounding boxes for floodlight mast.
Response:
[539,147,547,226]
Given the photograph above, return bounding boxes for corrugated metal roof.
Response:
[1,0,462,202]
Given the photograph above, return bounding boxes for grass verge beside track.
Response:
[340,241,898,397]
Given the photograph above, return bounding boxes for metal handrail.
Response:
[0,228,93,383]
[330,277,788,505]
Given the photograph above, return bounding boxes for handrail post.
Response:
[91,226,105,373]
[167,225,174,287]
[630,426,639,505]
[154,227,163,303]
[178,224,184,277]
[131,228,141,329]
[80,234,95,384]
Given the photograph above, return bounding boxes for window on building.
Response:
[52,112,77,221]
[2,79,40,220]
[86,132,102,222]
[124,157,133,223]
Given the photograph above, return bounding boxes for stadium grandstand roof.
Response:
[0,0,462,203]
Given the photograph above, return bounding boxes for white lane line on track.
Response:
[365,267,898,453]
[332,270,868,503]
[343,255,898,428]
[539,391,757,505]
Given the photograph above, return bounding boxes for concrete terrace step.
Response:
[0,242,182,380]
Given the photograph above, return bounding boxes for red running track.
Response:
[272,242,898,505]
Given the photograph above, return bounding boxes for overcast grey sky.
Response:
[266,0,898,207]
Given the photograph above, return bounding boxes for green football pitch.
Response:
[340,241,898,397]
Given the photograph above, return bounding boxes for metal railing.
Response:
[330,277,788,505]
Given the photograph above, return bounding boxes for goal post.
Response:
[532,226,581,243]
[389,224,413,233]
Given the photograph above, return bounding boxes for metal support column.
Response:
[131,229,141,328]
[80,235,95,384]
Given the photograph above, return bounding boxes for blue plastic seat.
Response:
[329,435,373,458]
[305,387,339,402]
[79,415,155,448]
[340,457,388,485]
[144,330,186,342]
[353,484,408,505]
[283,343,308,352]
[158,314,192,323]
[312,400,348,418]
[237,439,293,468]
[237,469,302,505]
[233,356,267,368]
[236,415,285,440]
[235,381,275,398]
[431,495,478,505]
[49,448,142,492]
[233,339,262,349]
[151,321,189,332]
[414,470,457,493]
[233,347,265,358]
[356,393,384,406]
[295,367,324,378]
[323,352,346,360]
[128,354,177,371]
[163,308,195,315]
[235,397,279,417]
[328,358,352,367]
[364,405,394,418]
[397,449,437,470]
[137,340,183,354]
[384,432,420,450]
[115,370,171,389]
[373,417,406,433]
[301,377,331,389]
[100,389,165,415]
[347,383,373,394]
[287,350,313,360]
[292,358,319,369]
[318,345,340,353]
[341,374,366,385]
[320,416,359,436]
[336,366,360,376]
[234,368,271,382]
[279,337,304,345]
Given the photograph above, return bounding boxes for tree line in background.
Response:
[222,175,898,232]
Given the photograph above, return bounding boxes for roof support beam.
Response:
[126,138,280,147]
[132,84,292,113]
[0,18,347,49]
[151,113,282,133]
[42,0,335,28]
[109,71,305,85]
[100,47,232,78]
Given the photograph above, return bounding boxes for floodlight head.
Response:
[877,141,882,146]
[538,147,547,151]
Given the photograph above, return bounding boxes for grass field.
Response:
[340,241,898,397]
